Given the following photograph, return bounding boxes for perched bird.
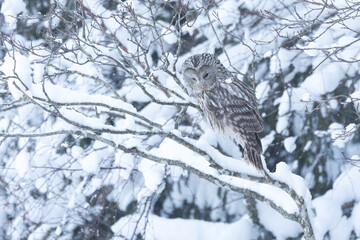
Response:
[182,53,264,171]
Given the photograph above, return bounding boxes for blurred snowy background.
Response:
[1,0,360,239]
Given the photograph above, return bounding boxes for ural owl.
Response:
[182,53,264,171]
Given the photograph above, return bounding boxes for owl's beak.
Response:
[198,81,208,91]
[194,75,208,92]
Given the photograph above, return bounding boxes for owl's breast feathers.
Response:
[197,80,263,134]
[197,91,225,133]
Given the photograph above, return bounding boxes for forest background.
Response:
[1,0,360,239]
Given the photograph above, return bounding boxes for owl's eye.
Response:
[203,72,209,79]
[190,77,197,82]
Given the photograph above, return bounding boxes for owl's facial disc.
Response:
[198,65,216,91]
[183,66,216,94]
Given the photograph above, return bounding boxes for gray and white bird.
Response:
[182,53,264,171]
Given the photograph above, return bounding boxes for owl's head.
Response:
[182,53,218,94]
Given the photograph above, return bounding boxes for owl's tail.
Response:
[243,133,264,171]
[244,146,263,171]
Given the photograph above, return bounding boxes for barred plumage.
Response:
[182,53,264,171]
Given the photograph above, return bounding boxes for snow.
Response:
[263,51,272,58]
[256,80,270,104]
[55,226,62,236]
[193,136,259,176]
[329,216,353,240]
[261,130,275,152]
[115,152,135,180]
[28,224,55,240]
[276,115,290,134]
[217,0,241,26]
[284,136,297,153]
[257,201,302,239]
[276,87,311,133]
[147,134,304,215]
[349,90,360,101]
[31,82,136,113]
[301,92,311,102]
[328,122,346,148]
[345,123,357,133]
[124,114,136,130]
[167,165,185,182]
[301,64,345,96]
[313,166,360,239]
[3,0,360,239]
[313,196,343,238]
[0,196,6,232]
[141,103,178,125]
[83,178,103,196]
[150,138,209,172]
[71,146,84,159]
[9,217,26,240]
[225,78,233,84]
[304,141,312,151]
[336,42,360,65]
[271,162,312,204]
[80,152,101,174]
[35,178,48,193]
[328,99,338,110]
[112,214,257,240]
[13,148,31,177]
[138,159,165,192]
[1,0,26,30]
[270,49,299,74]
[1,52,32,100]
[162,28,178,45]
[352,203,360,236]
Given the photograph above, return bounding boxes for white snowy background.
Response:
[1,0,360,239]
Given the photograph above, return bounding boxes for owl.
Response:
[182,53,264,171]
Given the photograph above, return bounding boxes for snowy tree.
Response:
[1,0,360,239]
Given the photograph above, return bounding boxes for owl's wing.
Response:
[225,97,263,133]
[217,78,263,132]
[206,94,263,133]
